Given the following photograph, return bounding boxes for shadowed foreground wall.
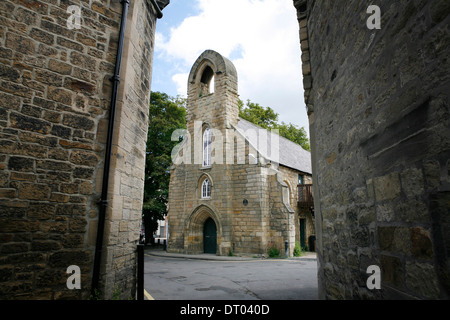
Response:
[294,0,450,299]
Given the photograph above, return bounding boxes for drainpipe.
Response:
[91,0,130,297]
[91,0,165,298]
[150,0,163,19]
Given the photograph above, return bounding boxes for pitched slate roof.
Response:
[234,118,312,174]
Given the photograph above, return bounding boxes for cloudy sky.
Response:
[151,0,308,136]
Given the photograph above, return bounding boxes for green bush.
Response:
[268,246,280,258]
[293,241,303,257]
[112,284,121,300]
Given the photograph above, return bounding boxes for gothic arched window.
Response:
[203,127,212,167]
[201,178,211,199]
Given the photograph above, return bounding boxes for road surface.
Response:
[144,253,318,300]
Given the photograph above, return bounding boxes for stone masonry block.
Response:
[374,172,401,201]
[18,182,50,200]
[8,156,34,172]
[5,32,35,55]
[378,226,410,254]
[400,167,424,198]
[380,254,404,289]
[405,261,440,298]
[411,227,433,259]
[10,112,51,134]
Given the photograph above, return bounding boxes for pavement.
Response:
[144,247,317,261]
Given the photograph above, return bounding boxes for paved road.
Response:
[144,253,318,300]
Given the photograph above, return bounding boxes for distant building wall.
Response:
[0,0,165,299]
[294,0,450,299]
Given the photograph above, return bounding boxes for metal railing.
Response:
[297,184,314,207]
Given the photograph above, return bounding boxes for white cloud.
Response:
[155,0,308,134]
[171,72,189,97]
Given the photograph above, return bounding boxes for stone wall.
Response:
[294,0,450,299]
[232,163,270,255]
[167,152,305,257]
[0,0,163,299]
[98,0,160,300]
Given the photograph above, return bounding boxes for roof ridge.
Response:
[237,117,309,153]
[235,117,312,174]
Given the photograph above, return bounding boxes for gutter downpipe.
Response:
[91,0,130,297]
[150,0,163,19]
[91,0,164,298]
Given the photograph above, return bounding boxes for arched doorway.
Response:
[203,218,217,254]
[184,204,222,254]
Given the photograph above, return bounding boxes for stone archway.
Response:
[184,204,222,254]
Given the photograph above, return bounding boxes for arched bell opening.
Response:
[199,65,215,96]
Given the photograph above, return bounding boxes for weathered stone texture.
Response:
[0,0,160,299]
[295,0,450,299]
[167,50,313,257]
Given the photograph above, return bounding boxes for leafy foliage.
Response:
[268,246,280,258]
[293,241,303,257]
[238,99,310,151]
[276,122,310,151]
[238,99,279,130]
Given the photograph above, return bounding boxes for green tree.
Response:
[238,99,279,130]
[142,92,186,244]
[238,99,310,151]
[276,122,310,151]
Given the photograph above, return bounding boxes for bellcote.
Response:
[186,50,239,129]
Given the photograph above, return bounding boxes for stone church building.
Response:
[167,50,314,257]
